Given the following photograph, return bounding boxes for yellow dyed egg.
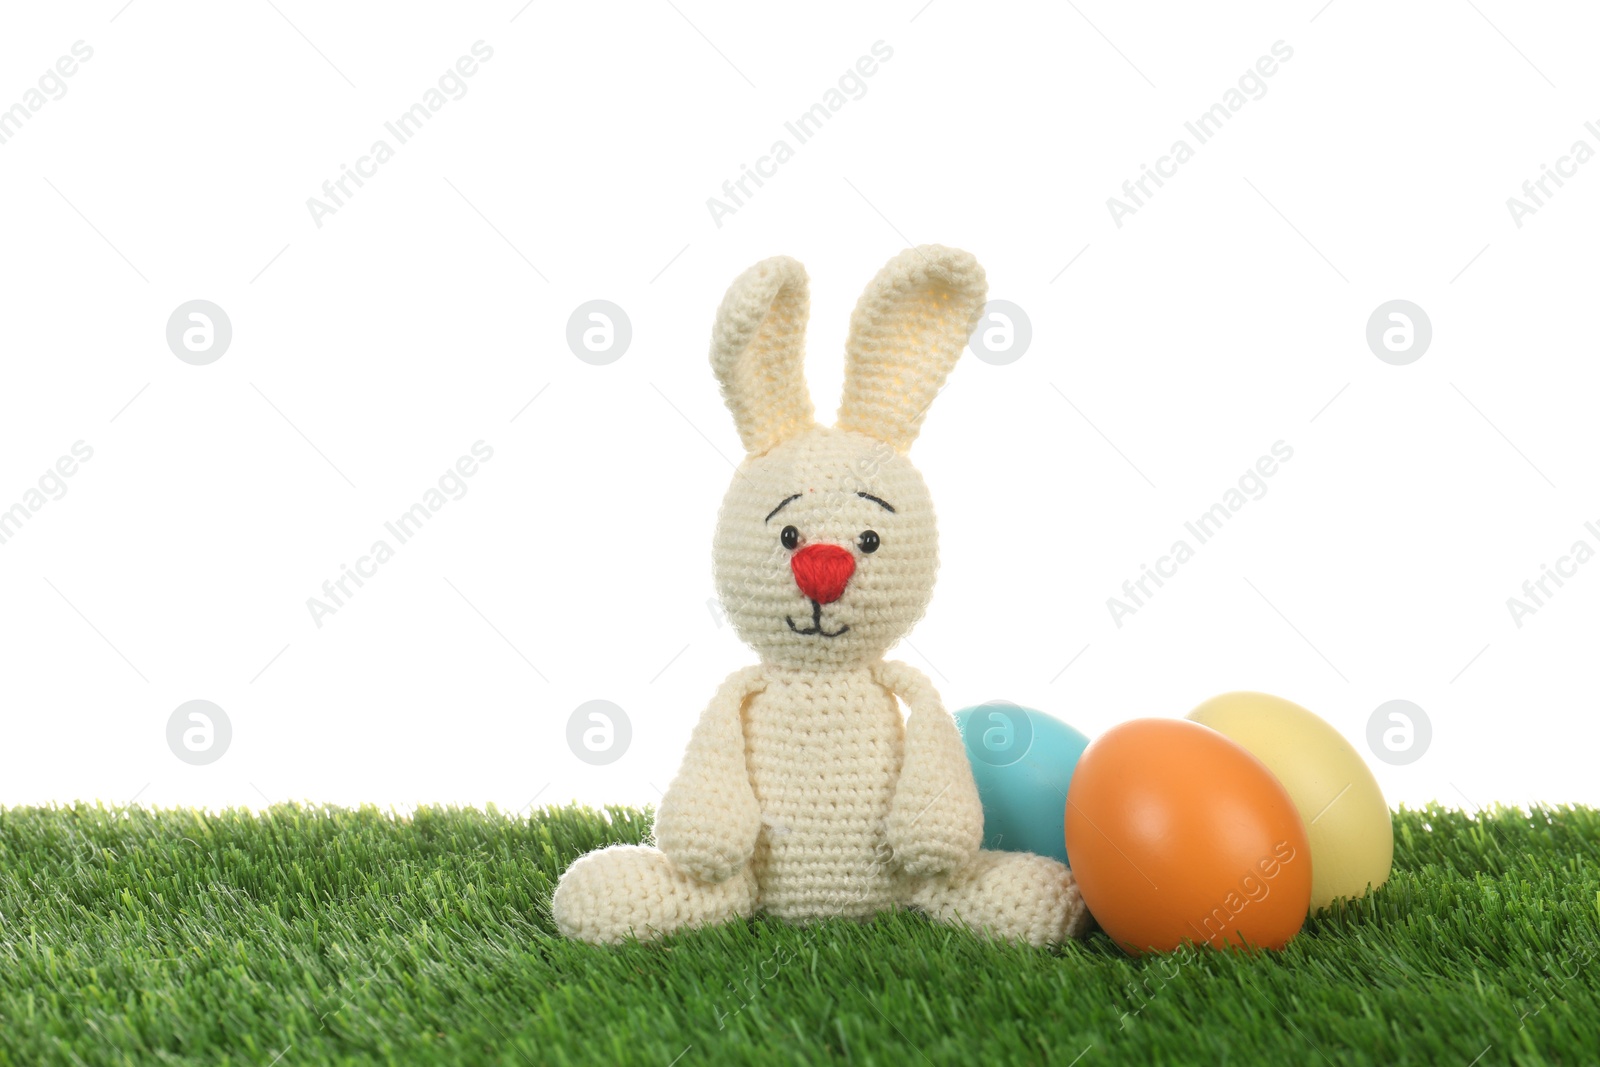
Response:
[1187,692,1392,913]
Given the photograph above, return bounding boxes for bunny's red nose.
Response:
[790,543,855,604]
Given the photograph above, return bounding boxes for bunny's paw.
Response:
[889,837,974,880]
[653,799,761,884]
[911,850,1091,947]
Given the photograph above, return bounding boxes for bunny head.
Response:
[708,246,987,671]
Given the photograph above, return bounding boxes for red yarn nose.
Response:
[790,543,855,604]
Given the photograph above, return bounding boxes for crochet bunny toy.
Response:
[553,246,1089,947]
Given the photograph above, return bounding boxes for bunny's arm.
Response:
[876,660,983,877]
[652,664,766,884]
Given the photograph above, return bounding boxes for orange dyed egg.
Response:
[1065,718,1311,954]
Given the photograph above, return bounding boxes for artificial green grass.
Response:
[1,804,1597,1066]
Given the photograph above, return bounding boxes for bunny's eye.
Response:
[858,530,880,554]
[780,525,800,550]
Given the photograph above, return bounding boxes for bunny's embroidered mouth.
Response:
[786,600,849,638]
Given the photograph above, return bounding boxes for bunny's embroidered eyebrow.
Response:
[857,492,896,513]
[765,494,803,523]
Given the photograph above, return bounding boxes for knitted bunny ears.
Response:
[709,246,988,456]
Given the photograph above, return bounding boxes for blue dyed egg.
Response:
[954,702,1091,867]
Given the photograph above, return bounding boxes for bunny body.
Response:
[742,663,909,920]
[553,248,1090,947]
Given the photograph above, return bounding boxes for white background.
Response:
[1,0,1595,816]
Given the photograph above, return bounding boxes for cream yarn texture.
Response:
[553,246,1090,947]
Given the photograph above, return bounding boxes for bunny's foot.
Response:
[910,849,1091,947]
[552,844,757,945]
